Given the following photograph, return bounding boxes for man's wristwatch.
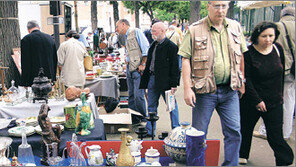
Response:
[243,79,246,83]
[142,63,146,66]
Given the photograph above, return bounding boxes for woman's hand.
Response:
[256,101,267,112]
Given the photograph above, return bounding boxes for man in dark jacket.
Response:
[140,22,180,136]
[20,20,57,87]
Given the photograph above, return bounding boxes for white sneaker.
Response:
[253,131,267,140]
[239,158,247,165]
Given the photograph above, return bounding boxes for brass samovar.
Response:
[116,128,134,166]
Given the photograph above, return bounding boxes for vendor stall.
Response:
[0,93,99,119]
[0,119,105,157]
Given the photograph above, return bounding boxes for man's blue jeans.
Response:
[192,86,241,166]
[146,75,180,135]
[126,65,147,118]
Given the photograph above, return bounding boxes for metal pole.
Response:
[74,0,79,33]
[53,1,60,48]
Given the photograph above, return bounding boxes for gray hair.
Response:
[280,7,295,18]
[208,1,230,4]
[118,19,130,26]
[169,25,175,30]
[27,20,39,30]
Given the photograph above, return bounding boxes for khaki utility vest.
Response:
[189,17,243,94]
[126,29,142,72]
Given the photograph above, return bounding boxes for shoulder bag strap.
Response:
[273,44,280,57]
[168,31,175,40]
[281,22,295,61]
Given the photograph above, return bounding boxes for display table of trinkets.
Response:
[0,123,220,166]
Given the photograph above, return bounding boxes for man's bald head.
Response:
[151,22,166,42]
[152,22,166,32]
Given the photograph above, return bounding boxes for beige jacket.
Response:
[276,15,295,75]
[58,38,87,87]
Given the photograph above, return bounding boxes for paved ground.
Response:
[106,78,295,166]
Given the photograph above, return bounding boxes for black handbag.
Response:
[281,22,295,77]
[104,97,119,113]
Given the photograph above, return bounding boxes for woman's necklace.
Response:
[253,44,273,55]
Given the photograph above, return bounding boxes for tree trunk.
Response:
[134,1,140,28]
[91,1,97,32]
[190,1,201,24]
[0,1,21,87]
[111,1,119,27]
[227,1,235,19]
[74,0,79,33]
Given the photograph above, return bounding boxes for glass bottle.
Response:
[17,122,35,166]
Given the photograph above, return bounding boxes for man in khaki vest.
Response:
[178,1,248,166]
[116,19,149,122]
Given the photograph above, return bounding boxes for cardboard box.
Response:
[98,107,141,134]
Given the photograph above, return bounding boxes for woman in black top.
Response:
[239,22,294,166]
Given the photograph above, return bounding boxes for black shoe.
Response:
[142,133,153,138]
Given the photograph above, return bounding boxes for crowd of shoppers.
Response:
[19,2,294,166]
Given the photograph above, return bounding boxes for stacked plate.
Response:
[34,124,64,135]
[16,117,38,127]
[8,126,35,137]
[49,117,65,124]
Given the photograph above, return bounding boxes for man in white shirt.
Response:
[57,30,88,88]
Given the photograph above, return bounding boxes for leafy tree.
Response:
[110,1,119,26]
[156,1,190,22]
[199,1,208,19]
[122,1,161,21]
[190,1,201,24]
[91,1,97,32]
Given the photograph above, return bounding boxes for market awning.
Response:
[237,1,291,10]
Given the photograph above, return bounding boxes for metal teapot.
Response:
[31,68,52,103]
[0,137,12,166]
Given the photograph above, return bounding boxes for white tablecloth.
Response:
[84,76,120,99]
[0,93,99,119]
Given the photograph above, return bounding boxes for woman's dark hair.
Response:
[66,30,80,39]
[250,21,280,45]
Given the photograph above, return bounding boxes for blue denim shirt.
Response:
[125,28,149,62]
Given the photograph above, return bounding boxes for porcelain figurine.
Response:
[128,140,143,153]
[75,93,92,135]
[106,149,118,166]
[128,140,143,165]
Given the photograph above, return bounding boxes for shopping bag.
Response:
[84,56,93,71]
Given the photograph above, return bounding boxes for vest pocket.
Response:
[195,37,208,50]
[193,76,216,94]
[234,51,242,64]
[192,56,209,78]
[231,31,241,44]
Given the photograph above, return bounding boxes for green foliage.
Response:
[200,1,208,19]
[154,9,175,22]
[122,1,135,14]
[122,1,210,22]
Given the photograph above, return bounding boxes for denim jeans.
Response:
[192,86,241,166]
[146,75,180,135]
[126,65,147,118]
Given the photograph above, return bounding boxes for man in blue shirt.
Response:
[116,19,149,122]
